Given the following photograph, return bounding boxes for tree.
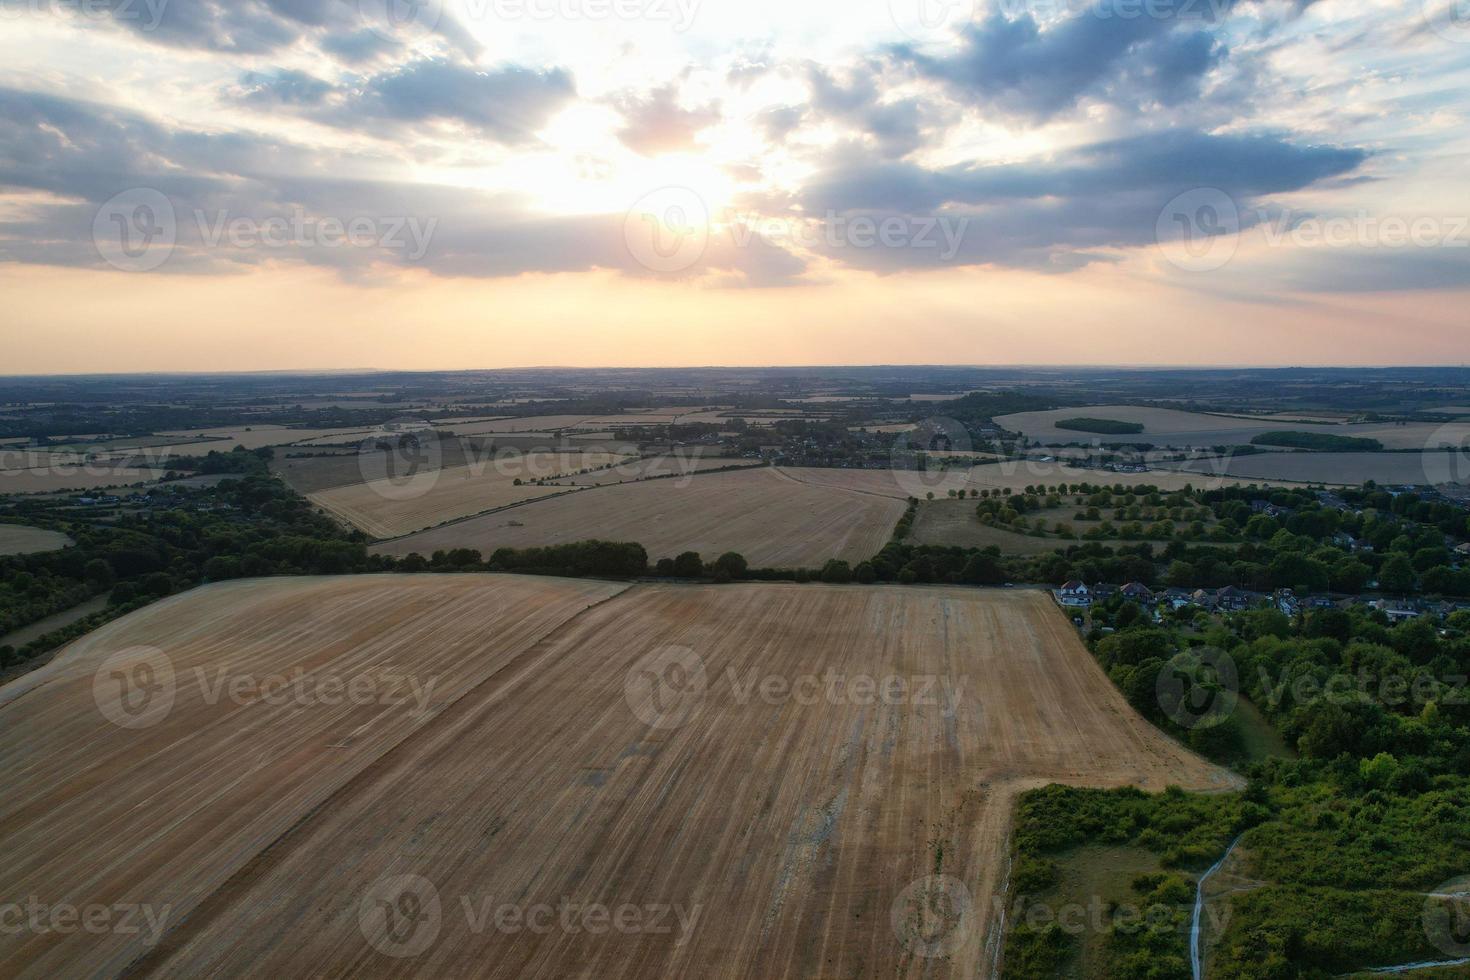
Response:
[820,559,853,583]
[672,551,704,578]
[854,561,876,584]
[83,558,116,592]
[712,552,748,580]
[1378,553,1416,595]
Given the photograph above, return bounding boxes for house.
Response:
[1306,595,1337,609]
[1160,588,1196,610]
[1372,599,1421,622]
[1274,589,1301,617]
[1055,580,1092,607]
[1216,586,1253,612]
[1121,582,1155,603]
[1092,583,1118,602]
[1191,588,1217,609]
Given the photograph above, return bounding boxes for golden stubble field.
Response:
[306,451,633,538]
[0,577,1233,979]
[372,465,909,567]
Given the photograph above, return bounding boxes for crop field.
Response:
[0,524,73,555]
[374,465,908,567]
[0,574,628,978]
[307,451,634,538]
[997,406,1470,451]
[0,578,1230,978]
[0,464,167,494]
[1161,452,1454,486]
[778,462,1270,500]
[559,454,761,486]
[905,499,1237,555]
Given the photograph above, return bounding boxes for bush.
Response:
[820,559,852,583]
[712,552,748,580]
[671,551,704,578]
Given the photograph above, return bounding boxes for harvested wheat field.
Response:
[374,465,908,567]
[779,462,1269,500]
[0,574,628,978]
[0,578,1233,978]
[308,452,634,538]
[0,464,167,494]
[0,524,73,555]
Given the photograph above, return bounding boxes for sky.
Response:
[0,0,1467,372]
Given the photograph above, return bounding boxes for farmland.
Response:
[997,406,1470,453]
[306,451,633,538]
[374,466,909,567]
[0,464,168,494]
[779,461,1273,498]
[1161,452,1451,485]
[0,578,1230,978]
[0,524,72,556]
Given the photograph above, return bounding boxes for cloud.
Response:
[229,69,334,107]
[611,84,721,156]
[787,129,1368,272]
[50,0,480,61]
[341,60,576,142]
[892,4,1229,121]
[0,87,805,285]
[804,64,937,157]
